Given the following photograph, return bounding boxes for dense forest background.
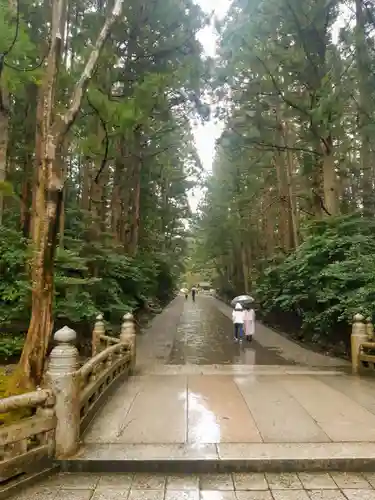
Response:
[0,0,208,373]
[191,0,375,357]
[2,0,375,374]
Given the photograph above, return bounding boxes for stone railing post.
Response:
[92,314,105,357]
[351,313,368,374]
[46,326,80,458]
[366,317,374,341]
[120,313,136,373]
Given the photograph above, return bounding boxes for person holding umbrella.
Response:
[244,306,255,341]
[231,295,255,342]
[232,303,245,342]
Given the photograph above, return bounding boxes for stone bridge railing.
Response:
[0,313,136,486]
[351,313,375,374]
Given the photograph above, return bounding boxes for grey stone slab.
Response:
[116,376,187,444]
[364,473,375,488]
[92,490,130,500]
[233,473,268,490]
[272,492,310,500]
[199,474,234,490]
[297,473,337,489]
[281,377,375,442]
[46,473,99,489]
[342,491,375,500]
[96,474,134,489]
[235,376,329,443]
[188,376,261,444]
[84,377,145,443]
[307,492,346,500]
[166,474,199,490]
[55,491,93,500]
[165,492,199,500]
[128,491,164,500]
[131,474,166,490]
[140,365,345,376]
[236,492,273,500]
[13,487,58,500]
[217,442,375,460]
[331,472,371,489]
[75,443,218,460]
[317,376,375,418]
[266,473,302,490]
[200,493,237,500]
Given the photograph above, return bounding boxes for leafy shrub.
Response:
[0,220,179,332]
[0,336,24,360]
[256,214,375,348]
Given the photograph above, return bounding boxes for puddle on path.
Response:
[168,297,293,365]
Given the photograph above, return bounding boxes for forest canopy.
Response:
[191,0,375,355]
[0,0,208,384]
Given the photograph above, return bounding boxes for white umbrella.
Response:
[231,295,255,307]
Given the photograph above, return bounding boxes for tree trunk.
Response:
[282,122,299,247]
[322,136,340,216]
[356,0,373,211]
[19,0,125,387]
[0,105,9,226]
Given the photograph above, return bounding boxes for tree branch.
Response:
[52,0,124,146]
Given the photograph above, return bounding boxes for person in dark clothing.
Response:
[191,286,197,302]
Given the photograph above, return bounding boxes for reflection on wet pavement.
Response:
[187,391,220,444]
[168,297,293,365]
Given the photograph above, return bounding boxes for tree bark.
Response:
[322,136,340,216]
[355,0,374,211]
[19,0,125,387]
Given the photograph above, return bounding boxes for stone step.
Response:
[58,442,375,474]
[136,364,349,376]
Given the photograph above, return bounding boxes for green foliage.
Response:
[256,215,375,342]
[0,222,180,330]
[0,336,24,360]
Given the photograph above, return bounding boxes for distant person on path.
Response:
[244,307,255,342]
[191,286,197,302]
[232,303,244,342]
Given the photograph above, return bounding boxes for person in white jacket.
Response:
[232,303,245,341]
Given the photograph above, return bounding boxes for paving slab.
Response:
[187,375,261,444]
[9,472,375,500]
[113,375,187,444]
[280,376,375,441]
[235,376,329,443]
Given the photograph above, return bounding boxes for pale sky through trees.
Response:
[189,0,232,212]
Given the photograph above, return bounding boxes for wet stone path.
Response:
[11,471,375,500]
[168,297,291,365]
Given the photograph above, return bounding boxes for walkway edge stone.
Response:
[57,442,375,473]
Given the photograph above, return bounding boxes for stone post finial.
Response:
[92,314,105,357]
[46,326,79,458]
[351,313,367,375]
[55,325,76,344]
[120,312,136,373]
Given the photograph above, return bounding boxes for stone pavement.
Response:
[11,295,375,498]
[212,298,349,368]
[11,471,375,499]
[136,295,349,369]
[82,296,371,450]
[82,369,375,448]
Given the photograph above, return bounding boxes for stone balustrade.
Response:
[0,312,136,485]
[0,389,55,483]
[351,313,375,374]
